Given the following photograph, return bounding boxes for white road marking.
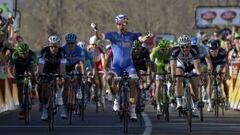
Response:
[142,112,152,135]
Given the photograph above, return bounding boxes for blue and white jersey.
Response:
[61,44,85,66]
[103,31,141,69]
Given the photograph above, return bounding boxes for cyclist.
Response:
[104,44,114,101]
[132,39,151,87]
[77,41,94,74]
[170,34,201,117]
[88,35,106,109]
[62,33,85,118]
[8,42,38,119]
[91,14,151,120]
[191,37,213,105]
[38,35,67,120]
[150,39,171,116]
[207,39,229,111]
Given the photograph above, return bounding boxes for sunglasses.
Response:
[180,45,190,49]
[116,22,127,26]
[210,49,218,53]
[50,46,58,49]
[160,48,167,51]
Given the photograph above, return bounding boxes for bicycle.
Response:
[115,71,131,133]
[209,71,225,118]
[136,71,149,127]
[175,73,199,133]
[66,71,82,124]
[39,73,62,131]
[198,72,208,122]
[156,73,170,122]
[17,72,33,125]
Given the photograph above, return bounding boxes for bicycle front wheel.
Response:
[185,86,192,132]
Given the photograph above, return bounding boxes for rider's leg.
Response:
[110,67,121,112]
[190,76,200,117]
[127,65,139,120]
[175,68,184,109]
[207,74,213,112]
[155,76,163,115]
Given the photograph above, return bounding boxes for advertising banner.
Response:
[196,6,240,28]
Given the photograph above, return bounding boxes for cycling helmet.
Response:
[65,33,77,43]
[208,39,220,49]
[133,40,141,48]
[15,42,29,54]
[234,32,240,39]
[77,41,86,49]
[177,34,191,46]
[48,35,60,44]
[191,37,199,46]
[157,39,170,48]
[115,14,128,23]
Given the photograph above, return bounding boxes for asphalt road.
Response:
[0,100,240,135]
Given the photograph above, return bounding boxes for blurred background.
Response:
[3,0,240,51]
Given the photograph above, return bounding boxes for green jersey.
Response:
[150,46,170,73]
[9,50,38,67]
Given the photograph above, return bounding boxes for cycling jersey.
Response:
[132,46,150,72]
[39,47,66,74]
[62,44,84,65]
[150,46,170,73]
[62,44,84,72]
[9,50,37,79]
[197,44,209,63]
[170,46,199,72]
[88,46,104,71]
[210,48,227,70]
[82,49,93,71]
[103,31,141,76]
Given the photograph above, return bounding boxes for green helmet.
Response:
[234,32,240,39]
[133,40,141,48]
[157,39,170,48]
[15,42,29,54]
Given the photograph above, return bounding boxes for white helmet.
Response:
[115,14,128,23]
[48,35,60,44]
[89,36,97,45]
[177,34,191,46]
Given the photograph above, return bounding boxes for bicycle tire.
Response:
[163,84,169,122]
[81,84,85,121]
[123,87,129,133]
[199,86,204,122]
[48,96,55,131]
[185,86,192,132]
[24,85,30,124]
[68,85,74,125]
[136,87,143,126]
